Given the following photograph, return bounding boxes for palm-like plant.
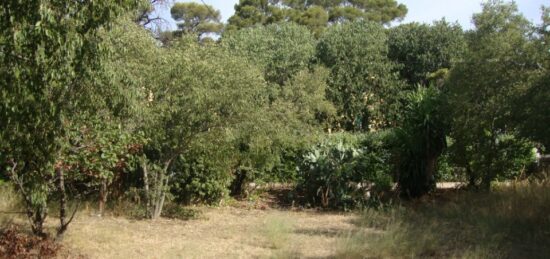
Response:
[396,86,446,197]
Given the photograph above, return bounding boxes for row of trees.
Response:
[0,0,547,238]
[165,0,408,40]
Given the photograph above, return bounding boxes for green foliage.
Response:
[227,0,408,32]
[0,0,138,236]
[388,20,466,86]
[61,114,144,195]
[226,0,282,31]
[511,7,550,148]
[223,23,316,86]
[316,20,404,131]
[170,2,223,40]
[445,0,539,189]
[223,23,333,195]
[171,146,234,205]
[297,132,393,209]
[394,86,446,197]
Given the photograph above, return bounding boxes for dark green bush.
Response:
[297,132,393,209]
[171,155,233,205]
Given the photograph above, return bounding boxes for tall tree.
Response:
[317,20,404,131]
[226,0,284,31]
[136,42,275,219]
[227,0,407,32]
[0,0,137,237]
[388,20,466,86]
[223,23,316,86]
[170,2,223,39]
[511,7,550,148]
[446,0,537,189]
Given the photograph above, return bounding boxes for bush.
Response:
[297,132,393,209]
[171,154,233,205]
[448,133,537,187]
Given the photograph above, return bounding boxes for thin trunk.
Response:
[152,170,165,220]
[98,180,108,216]
[425,154,437,190]
[56,167,68,239]
[141,157,151,218]
[9,163,47,238]
[152,159,172,220]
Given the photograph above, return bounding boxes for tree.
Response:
[223,23,335,195]
[170,2,223,40]
[223,23,316,86]
[227,0,407,32]
[511,7,550,149]
[0,0,137,238]
[445,0,537,189]
[388,20,466,86]
[226,0,284,31]
[316,20,404,131]
[137,41,272,219]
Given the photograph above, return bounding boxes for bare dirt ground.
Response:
[61,207,358,259]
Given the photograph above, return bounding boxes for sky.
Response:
[153,0,547,31]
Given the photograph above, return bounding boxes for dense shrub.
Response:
[165,136,238,205]
[448,134,537,186]
[297,133,393,209]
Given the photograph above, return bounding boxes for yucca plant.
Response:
[395,86,446,197]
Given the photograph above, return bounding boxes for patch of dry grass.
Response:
[0,184,21,228]
[61,207,358,258]
[336,181,550,258]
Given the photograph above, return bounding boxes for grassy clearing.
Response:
[60,207,356,258]
[336,181,550,258]
[2,182,549,258]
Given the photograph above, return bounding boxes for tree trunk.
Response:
[98,180,108,217]
[150,159,172,220]
[9,163,48,238]
[56,167,68,239]
[141,156,151,219]
[425,154,437,191]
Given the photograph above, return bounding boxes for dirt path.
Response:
[62,207,358,258]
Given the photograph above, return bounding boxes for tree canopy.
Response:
[227,0,407,33]
[170,2,223,39]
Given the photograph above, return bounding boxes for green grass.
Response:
[337,181,550,258]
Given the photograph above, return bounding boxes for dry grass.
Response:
[3,182,549,258]
[61,207,357,258]
[0,184,21,228]
[336,181,550,259]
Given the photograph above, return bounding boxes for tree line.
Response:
[0,0,548,239]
